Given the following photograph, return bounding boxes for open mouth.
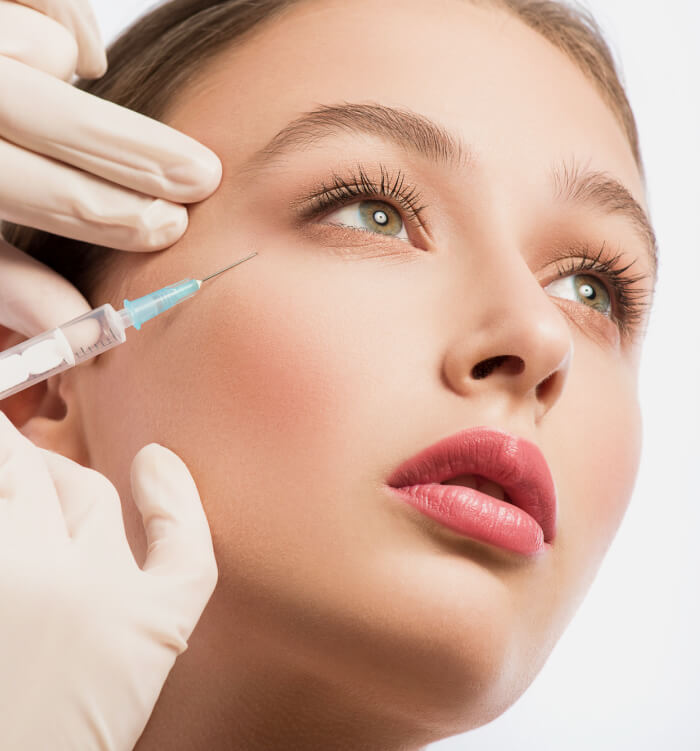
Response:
[385,426,557,547]
[440,474,513,504]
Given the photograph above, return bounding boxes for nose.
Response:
[441,246,574,420]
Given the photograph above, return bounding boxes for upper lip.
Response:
[385,426,557,543]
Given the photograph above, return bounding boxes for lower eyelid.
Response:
[554,296,620,345]
[300,221,392,245]
[304,209,639,305]
[299,221,420,261]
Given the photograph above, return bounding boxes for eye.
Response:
[320,200,409,241]
[546,273,612,317]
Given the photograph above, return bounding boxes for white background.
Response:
[90,1,699,748]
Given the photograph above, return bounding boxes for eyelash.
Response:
[301,164,652,338]
[551,243,652,338]
[302,162,427,230]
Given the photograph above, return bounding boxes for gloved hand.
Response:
[0,0,223,338]
[0,6,221,749]
[0,411,219,751]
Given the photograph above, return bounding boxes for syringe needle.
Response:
[200,252,258,283]
[1,250,261,401]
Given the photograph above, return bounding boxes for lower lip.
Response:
[388,483,547,557]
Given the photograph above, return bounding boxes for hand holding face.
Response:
[0,0,223,338]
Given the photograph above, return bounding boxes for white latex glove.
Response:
[0,411,219,750]
[0,0,223,338]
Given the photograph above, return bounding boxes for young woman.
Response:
[2,0,657,748]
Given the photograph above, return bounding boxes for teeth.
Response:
[441,474,508,502]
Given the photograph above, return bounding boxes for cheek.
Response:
[547,350,642,595]
[126,260,382,547]
[163,242,425,490]
[185,271,356,471]
[584,369,641,547]
[73,238,416,575]
[505,347,643,669]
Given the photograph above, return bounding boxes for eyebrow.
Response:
[241,102,657,282]
[551,158,658,282]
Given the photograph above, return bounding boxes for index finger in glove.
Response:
[15,0,107,78]
[0,56,222,204]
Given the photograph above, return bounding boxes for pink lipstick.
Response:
[385,426,557,556]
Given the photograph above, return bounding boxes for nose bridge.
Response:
[442,232,574,414]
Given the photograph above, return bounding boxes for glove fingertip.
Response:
[131,442,196,498]
[76,48,108,79]
[130,444,217,589]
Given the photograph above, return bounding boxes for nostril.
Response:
[536,371,556,399]
[472,355,522,380]
[472,356,505,379]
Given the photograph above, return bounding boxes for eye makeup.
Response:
[294,162,428,234]
[292,160,654,340]
[548,241,653,339]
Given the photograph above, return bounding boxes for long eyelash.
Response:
[553,241,653,338]
[301,162,428,230]
[302,169,652,338]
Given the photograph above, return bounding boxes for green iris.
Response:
[358,201,403,236]
[575,274,610,314]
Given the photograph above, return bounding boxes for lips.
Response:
[385,426,557,544]
[441,474,511,502]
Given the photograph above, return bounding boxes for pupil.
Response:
[580,282,595,300]
[373,210,388,225]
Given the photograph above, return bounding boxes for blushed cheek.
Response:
[551,362,643,591]
[590,385,641,553]
[159,263,365,499]
[71,282,340,565]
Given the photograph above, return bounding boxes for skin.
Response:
[21,0,655,748]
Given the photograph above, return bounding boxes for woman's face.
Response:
[60,0,655,739]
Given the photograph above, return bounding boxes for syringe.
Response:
[0,251,258,401]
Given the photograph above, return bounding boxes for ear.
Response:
[0,324,90,465]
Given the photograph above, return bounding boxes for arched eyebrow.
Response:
[551,158,658,282]
[239,101,473,174]
[240,101,657,282]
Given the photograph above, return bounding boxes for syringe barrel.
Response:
[0,304,127,401]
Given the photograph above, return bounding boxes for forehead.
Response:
[168,0,645,208]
